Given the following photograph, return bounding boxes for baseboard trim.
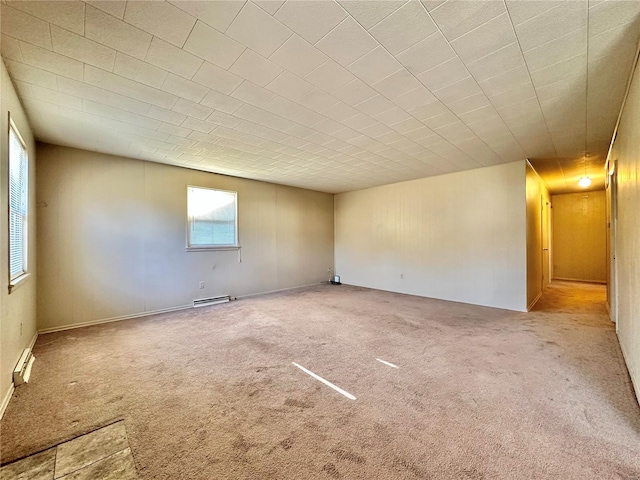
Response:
[0,384,15,421]
[235,283,322,300]
[38,304,192,334]
[27,330,38,351]
[527,290,543,311]
[617,333,640,407]
[553,277,607,285]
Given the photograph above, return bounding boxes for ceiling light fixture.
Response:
[579,176,592,188]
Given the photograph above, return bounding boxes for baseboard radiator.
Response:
[193,295,230,308]
[14,348,35,386]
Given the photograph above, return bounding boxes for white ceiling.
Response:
[2,0,639,194]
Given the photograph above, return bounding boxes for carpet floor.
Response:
[1,281,639,479]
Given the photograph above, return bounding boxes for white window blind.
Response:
[187,186,238,248]
[9,120,29,282]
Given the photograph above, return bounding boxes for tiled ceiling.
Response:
[2,0,639,194]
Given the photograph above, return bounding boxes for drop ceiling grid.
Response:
[1,0,638,193]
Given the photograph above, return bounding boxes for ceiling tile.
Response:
[5,60,57,89]
[433,76,482,104]
[19,41,84,80]
[230,49,283,86]
[465,42,524,82]
[145,37,204,79]
[253,1,286,15]
[522,27,586,71]
[347,46,402,85]
[231,81,278,108]
[430,0,506,41]
[393,86,437,111]
[270,34,328,77]
[30,84,82,110]
[529,54,586,88]
[183,21,245,70]
[368,0,438,54]
[1,5,52,49]
[274,0,347,44]
[57,76,151,115]
[505,0,562,27]
[451,13,515,64]
[50,25,115,71]
[446,92,491,116]
[8,1,85,35]
[333,78,378,105]
[169,1,246,32]
[396,32,456,76]
[162,73,210,103]
[192,62,243,95]
[124,1,196,47]
[305,59,356,92]
[200,90,243,114]
[1,35,23,62]
[84,65,178,109]
[514,1,586,52]
[114,53,169,90]
[373,69,422,99]
[172,98,214,120]
[417,57,468,91]
[86,1,126,19]
[353,94,396,116]
[315,16,378,67]
[374,106,412,126]
[299,88,341,113]
[85,5,152,60]
[207,111,243,128]
[267,71,315,102]
[339,0,404,29]
[147,106,188,126]
[182,117,216,133]
[588,0,640,37]
[478,64,531,96]
[226,2,293,57]
[83,100,160,129]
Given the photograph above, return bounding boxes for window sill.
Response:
[186,245,241,252]
[8,272,30,294]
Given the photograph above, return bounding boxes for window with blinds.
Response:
[187,186,238,249]
[9,119,29,284]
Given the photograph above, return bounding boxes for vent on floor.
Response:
[193,295,230,307]
[13,348,35,386]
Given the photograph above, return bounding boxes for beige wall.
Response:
[609,51,640,404]
[0,59,37,417]
[335,161,527,312]
[526,163,551,309]
[552,190,607,283]
[36,144,334,331]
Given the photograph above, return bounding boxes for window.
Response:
[187,186,238,249]
[8,118,29,287]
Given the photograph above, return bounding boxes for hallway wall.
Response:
[552,190,607,283]
[609,50,640,404]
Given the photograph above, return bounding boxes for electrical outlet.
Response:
[199,281,205,289]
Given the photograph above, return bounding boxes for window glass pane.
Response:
[187,187,237,247]
[9,123,28,281]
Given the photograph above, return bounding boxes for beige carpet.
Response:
[1,281,639,479]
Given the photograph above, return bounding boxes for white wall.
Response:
[36,144,334,331]
[335,161,527,312]
[552,190,607,283]
[0,59,37,417]
[610,52,640,403]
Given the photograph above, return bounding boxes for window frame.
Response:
[7,115,29,292]
[185,185,240,251]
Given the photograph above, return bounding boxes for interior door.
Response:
[610,162,619,328]
[542,197,550,287]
